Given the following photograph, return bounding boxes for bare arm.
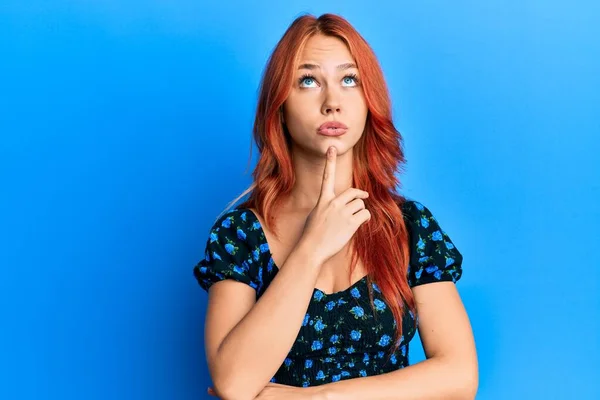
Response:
[206,238,322,400]
[204,146,370,400]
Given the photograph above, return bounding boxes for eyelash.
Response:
[298,73,360,87]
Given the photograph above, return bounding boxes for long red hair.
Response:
[228,13,415,357]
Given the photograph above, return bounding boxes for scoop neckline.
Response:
[239,207,370,298]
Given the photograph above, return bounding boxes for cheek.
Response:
[285,99,314,127]
[349,95,368,120]
[354,94,368,113]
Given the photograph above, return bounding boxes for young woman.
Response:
[194,13,478,400]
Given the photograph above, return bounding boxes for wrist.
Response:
[295,237,325,268]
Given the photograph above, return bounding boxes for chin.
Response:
[321,141,349,155]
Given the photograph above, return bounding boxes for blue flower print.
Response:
[257,267,263,285]
[313,290,324,302]
[372,282,381,293]
[241,259,251,271]
[373,299,386,312]
[425,265,439,274]
[377,334,391,347]
[224,242,236,255]
[415,268,423,280]
[314,317,327,332]
[350,306,365,319]
[193,201,462,385]
[221,217,232,228]
[233,265,244,275]
[259,243,269,253]
[311,340,323,351]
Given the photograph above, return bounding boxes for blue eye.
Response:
[342,75,359,86]
[300,76,317,87]
[298,73,360,88]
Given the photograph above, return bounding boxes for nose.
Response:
[321,86,342,115]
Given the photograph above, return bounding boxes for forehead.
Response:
[299,34,354,64]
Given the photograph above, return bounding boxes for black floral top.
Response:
[193,200,463,387]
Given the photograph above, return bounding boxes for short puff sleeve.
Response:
[193,209,261,292]
[404,201,463,287]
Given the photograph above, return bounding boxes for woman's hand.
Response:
[207,382,326,399]
[300,146,371,264]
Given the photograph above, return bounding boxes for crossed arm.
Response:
[205,276,477,400]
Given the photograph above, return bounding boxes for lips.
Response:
[317,121,348,136]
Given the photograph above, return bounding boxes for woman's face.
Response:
[282,34,368,158]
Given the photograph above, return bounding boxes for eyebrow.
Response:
[297,62,358,71]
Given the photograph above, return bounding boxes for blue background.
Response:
[1,1,598,399]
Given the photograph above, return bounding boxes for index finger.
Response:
[319,146,337,201]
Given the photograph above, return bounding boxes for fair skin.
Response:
[281,34,368,213]
[258,33,371,294]
[205,34,478,400]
